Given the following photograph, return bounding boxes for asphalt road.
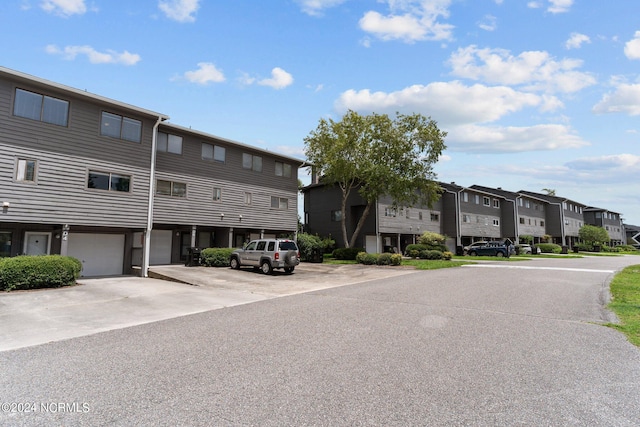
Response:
[2,256,640,426]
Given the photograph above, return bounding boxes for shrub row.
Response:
[537,243,562,254]
[406,248,453,260]
[355,252,403,266]
[200,248,235,267]
[332,247,365,260]
[0,255,82,291]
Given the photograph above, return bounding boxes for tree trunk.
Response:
[348,201,373,249]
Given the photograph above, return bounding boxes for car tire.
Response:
[230,257,240,270]
[469,251,477,256]
[284,267,294,274]
[496,251,504,257]
[284,250,297,266]
[260,260,273,275]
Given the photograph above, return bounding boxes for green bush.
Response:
[0,255,81,291]
[201,248,234,267]
[442,251,453,260]
[333,247,365,260]
[355,252,403,266]
[356,252,378,265]
[297,233,324,262]
[377,253,393,265]
[418,231,446,246]
[405,244,428,256]
[537,243,562,254]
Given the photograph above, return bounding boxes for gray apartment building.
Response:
[583,207,625,246]
[304,180,626,254]
[0,66,301,277]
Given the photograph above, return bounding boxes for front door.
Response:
[24,232,51,255]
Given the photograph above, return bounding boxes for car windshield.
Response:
[279,241,297,250]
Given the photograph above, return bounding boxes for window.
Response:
[101,112,142,142]
[462,192,468,202]
[0,232,12,258]
[88,171,131,192]
[540,220,545,226]
[157,132,182,154]
[430,213,439,221]
[493,219,500,226]
[483,196,490,206]
[384,207,397,217]
[213,187,221,201]
[331,210,342,222]
[156,180,186,197]
[519,217,525,224]
[493,199,500,208]
[475,195,480,204]
[419,212,423,220]
[463,214,471,223]
[525,200,530,208]
[518,199,523,207]
[406,209,410,219]
[202,143,226,162]
[16,159,37,182]
[271,196,288,209]
[256,241,266,251]
[242,153,262,172]
[14,88,69,126]
[244,192,252,205]
[275,161,292,178]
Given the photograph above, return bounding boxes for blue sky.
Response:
[2,0,639,225]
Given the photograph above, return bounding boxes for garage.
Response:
[67,233,125,277]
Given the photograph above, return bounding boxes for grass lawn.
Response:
[607,265,640,347]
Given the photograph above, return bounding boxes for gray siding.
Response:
[377,196,443,235]
[0,78,155,228]
[517,197,547,238]
[153,127,299,231]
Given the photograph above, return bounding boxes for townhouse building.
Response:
[0,67,301,277]
[583,207,625,246]
[303,180,626,253]
[303,181,449,253]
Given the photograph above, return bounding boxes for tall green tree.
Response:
[304,110,446,248]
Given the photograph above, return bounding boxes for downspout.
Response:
[375,198,380,253]
[142,116,164,277]
[514,196,521,244]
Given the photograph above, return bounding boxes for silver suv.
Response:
[230,239,300,274]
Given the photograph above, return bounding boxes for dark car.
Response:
[467,241,510,257]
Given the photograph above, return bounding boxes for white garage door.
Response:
[150,230,173,265]
[67,233,125,277]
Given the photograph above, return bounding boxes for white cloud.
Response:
[447,124,588,153]
[592,82,640,116]
[158,0,199,23]
[478,15,497,32]
[527,0,573,13]
[296,0,346,16]
[565,32,590,49]
[183,62,225,85]
[45,44,140,65]
[258,67,294,90]
[334,81,559,125]
[359,0,454,43]
[624,31,640,60]
[40,0,86,17]
[448,45,596,93]
[547,0,573,14]
[565,154,640,176]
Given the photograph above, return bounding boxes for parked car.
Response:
[463,241,488,254]
[466,241,510,257]
[518,244,541,255]
[230,239,300,274]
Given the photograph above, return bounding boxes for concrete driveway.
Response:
[0,263,415,352]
